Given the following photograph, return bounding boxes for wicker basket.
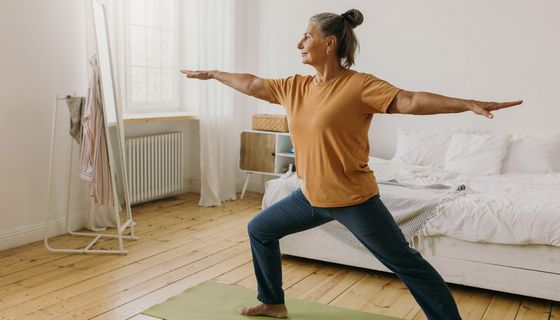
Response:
[252,114,289,132]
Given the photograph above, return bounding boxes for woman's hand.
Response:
[467,100,523,119]
[181,70,213,80]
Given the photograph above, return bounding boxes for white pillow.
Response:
[393,128,453,168]
[501,135,560,174]
[444,133,510,175]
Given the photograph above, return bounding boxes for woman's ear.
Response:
[328,36,337,48]
[326,35,337,55]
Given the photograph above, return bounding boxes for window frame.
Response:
[123,0,181,114]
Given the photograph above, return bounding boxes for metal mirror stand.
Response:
[44,0,137,254]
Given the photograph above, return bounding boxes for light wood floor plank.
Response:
[328,273,396,312]
[481,292,522,320]
[127,315,161,320]
[214,261,255,285]
[234,255,324,292]
[515,297,552,320]
[551,302,560,319]
[455,288,494,320]
[285,263,368,304]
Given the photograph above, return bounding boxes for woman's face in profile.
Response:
[297,22,328,66]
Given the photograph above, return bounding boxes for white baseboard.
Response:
[182,178,194,194]
[0,214,86,252]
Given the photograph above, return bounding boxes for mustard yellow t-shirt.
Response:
[263,69,400,208]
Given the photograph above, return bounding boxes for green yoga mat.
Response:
[142,281,400,320]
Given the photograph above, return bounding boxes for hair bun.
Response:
[341,9,363,29]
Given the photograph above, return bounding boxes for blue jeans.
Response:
[247,188,461,320]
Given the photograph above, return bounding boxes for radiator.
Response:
[125,132,183,205]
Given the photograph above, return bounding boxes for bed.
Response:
[263,129,560,301]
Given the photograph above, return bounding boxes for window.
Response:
[125,0,179,113]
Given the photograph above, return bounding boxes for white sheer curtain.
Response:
[185,0,238,206]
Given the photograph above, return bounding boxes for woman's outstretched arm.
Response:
[181,70,271,101]
[387,90,523,119]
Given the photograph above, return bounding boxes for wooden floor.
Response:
[0,193,558,320]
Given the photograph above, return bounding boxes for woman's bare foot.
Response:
[238,303,288,318]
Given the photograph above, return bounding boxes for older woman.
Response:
[182,9,521,320]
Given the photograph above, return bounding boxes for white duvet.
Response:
[370,157,560,247]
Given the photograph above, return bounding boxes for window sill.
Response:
[123,112,199,124]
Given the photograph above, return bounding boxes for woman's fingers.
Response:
[180,70,211,80]
[180,70,201,78]
[472,100,523,119]
[491,100,523,111]
[180,70,194,77]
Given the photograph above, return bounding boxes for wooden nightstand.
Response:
[239,130,295,199]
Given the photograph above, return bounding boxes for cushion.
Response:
[444,133,510,175]
[501,134,560,174]
[393,128,453,168]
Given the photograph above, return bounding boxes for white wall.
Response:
[250,0,560,159]
[0,0,90,250]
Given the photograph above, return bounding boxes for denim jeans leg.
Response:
[247,189,332,304]
[328,196,462,320]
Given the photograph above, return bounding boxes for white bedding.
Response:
[372,157,560,247]
[263,157,560,247]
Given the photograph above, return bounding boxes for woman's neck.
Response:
[313,61,346,84]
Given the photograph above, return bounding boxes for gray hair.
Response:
[310,9,364,69]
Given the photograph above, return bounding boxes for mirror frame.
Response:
[92,0,133,224]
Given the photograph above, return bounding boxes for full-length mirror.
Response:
[92,0,133,233]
